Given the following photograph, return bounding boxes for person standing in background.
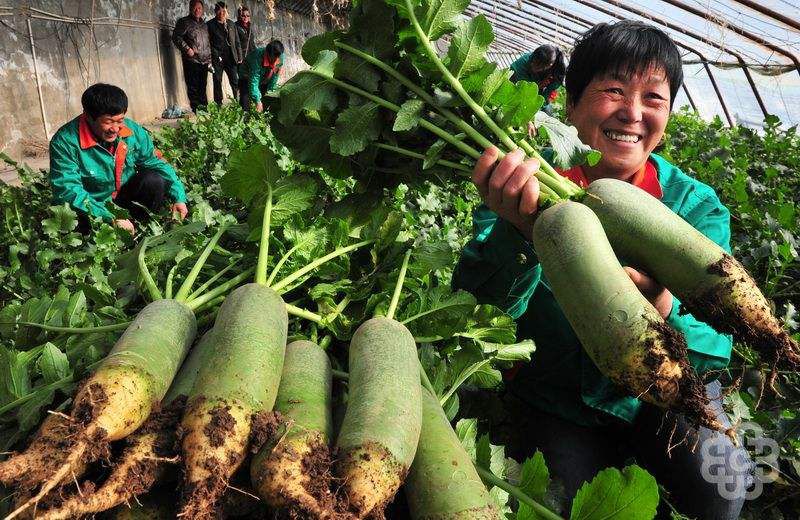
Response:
[172,0,212,112]
[207,2,243,104]
[510,44,566,108]
[236,5,256,110]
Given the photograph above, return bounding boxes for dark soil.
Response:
[640,320,724,435]
[249,410,283,454]
[73,382,110,425]
[204,404,237,448]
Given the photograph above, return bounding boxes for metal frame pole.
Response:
[27,16,50,140]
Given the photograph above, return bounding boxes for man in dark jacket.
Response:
[235,5,256,110]
[207,2,243,105]
[172,0,212,112]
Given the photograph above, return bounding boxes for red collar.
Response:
[558,159,663,199]
[262,53,280,68]
[78,114,133,150]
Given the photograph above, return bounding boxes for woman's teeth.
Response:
[604,130,641,143]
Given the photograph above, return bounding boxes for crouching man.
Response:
[49,83,189,234]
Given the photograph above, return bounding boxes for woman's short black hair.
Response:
[266,40,284,58]
[81,83,128,119]
[565,21,683,108]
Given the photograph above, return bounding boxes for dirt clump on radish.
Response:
[72,382,110,424]
[335,440,409,518]
[204,403,237,448]
[685,254,800,375]
[639,321,723,434]
[249,410,283,453]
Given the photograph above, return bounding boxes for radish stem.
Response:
[175,225,229,302]
[255,184,274,286]
[386,249,412,321]
[138,237,163,301]
[271,239,375,292]
[475,466,564,520]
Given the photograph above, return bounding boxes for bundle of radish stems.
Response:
[277,0,797,431]
[2,1,799,519]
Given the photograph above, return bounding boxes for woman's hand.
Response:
[171,202,189,220]
[471,147,541,240]
[113,218,135,235]
[624,267,673,319]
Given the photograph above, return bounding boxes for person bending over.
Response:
[49,83,189,234]
[510,44,566,107]
[245,39,284,112]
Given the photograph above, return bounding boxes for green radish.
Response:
[179,284,288,519]
[36,330,216,520]
[405,388,500,520]
[178,154,376,518]
[250,340,336,518]
[335,250,423,519]
[532,201,726,433]
[179,179,288,520]
[583,178,800,382]
[0,299,196,520]
[0,225,241,520]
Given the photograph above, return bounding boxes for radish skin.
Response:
[335,317,422,518]
[405,388,500,520]
[250,340,335,518]
[583,178,800,379]
[179,283,287,519]
[532,201,724,432]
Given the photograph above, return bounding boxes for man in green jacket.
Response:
[244,40,284,112]
[49,83,188,234]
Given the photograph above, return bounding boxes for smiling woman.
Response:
[565,22,682,183]
[453,20,754,520]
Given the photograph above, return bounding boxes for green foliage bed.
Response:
[0,101,797,518]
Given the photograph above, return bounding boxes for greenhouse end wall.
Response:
[0,1,325,161]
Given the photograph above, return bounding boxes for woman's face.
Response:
[567,66,671,181]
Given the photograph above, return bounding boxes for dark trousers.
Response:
[238,75,251,111]
[212,59,239,105]
[182,59,209,112]
[77,169,167,234]
[464,381,754,520]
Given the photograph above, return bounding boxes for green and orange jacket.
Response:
[509,52,561,104]
[246,48,284,102]
[49,115,187,221]
[452,153,733,426]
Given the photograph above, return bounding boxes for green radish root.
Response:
[532,201,727,435]
[250,340,337,518]
[0,299,196,520]
[405,388,500,520]
[179,284,288,520]
[334,317,422,519]
[583,178,800,388]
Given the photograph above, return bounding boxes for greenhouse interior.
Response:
[0,1,799,519]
